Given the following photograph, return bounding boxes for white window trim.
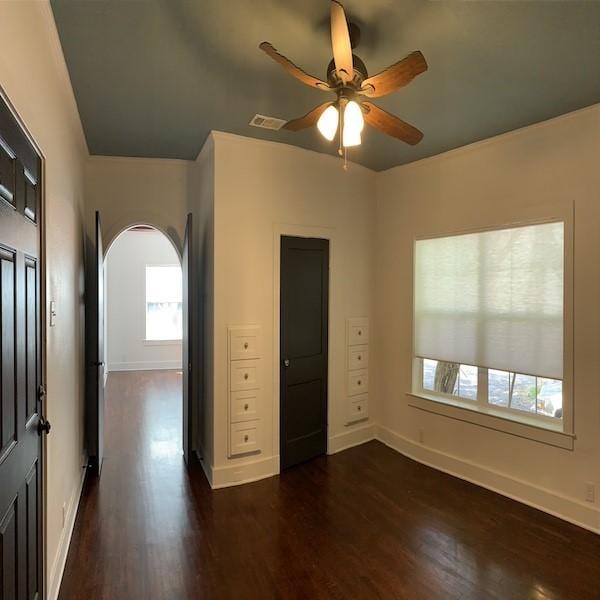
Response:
[408,207,574,449]
[143,339,182,346]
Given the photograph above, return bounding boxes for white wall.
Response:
[84,155,188,253]
[0,2,88,597]
[374,104,600,532]
[188,136,215,462]
[200,132,377,486]
[106,228,182,372]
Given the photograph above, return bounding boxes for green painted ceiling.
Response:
[50,0,600,171]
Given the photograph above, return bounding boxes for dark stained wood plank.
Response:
[60,371,600,600]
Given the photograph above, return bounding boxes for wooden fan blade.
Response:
[330,1,353,83]
[360,51,428,98]
[259,42,332,91]
[283,102,333,132]
[362,102,423,145]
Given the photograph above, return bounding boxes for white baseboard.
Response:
[108,360,182,372]
[376,424,600,535]
[208,455,278,489]
[328,422,376,454]
[201,425,375,491]
[47,457,87,600]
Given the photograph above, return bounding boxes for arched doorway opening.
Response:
[103,224,184,459]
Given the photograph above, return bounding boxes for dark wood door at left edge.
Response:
[0,94,47,600]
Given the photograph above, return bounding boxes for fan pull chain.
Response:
[343,147,348,171]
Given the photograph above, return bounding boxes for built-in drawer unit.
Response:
[347,318,369,346]
[229,359,261,392]
[229,420,260,456]
[228,326,262,361]
[228,325,263,457]
[347,395,369,423]
[230,389,260,423]
[345,317,370,425]
[348,345,368,371]
[347,368,368,396]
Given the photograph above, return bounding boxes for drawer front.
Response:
[230,389,259,422]
[230,420,260,456]
[348,318,369,346]
[348,345,368,371]
[348,395,369,423]
[230,359,261,391]
[229,326,261,360]
[348,369,368,396]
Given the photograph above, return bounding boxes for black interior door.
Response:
[0,96,45,599]
[280,236,329,470]
[182,213,192,464]
[85,211,104,475]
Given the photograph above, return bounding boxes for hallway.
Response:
[59,371,600,600]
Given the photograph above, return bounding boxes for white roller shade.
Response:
[414,222,564,379]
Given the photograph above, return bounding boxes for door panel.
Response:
[280,236,329,470]
[86,211,104,475]
[1,249,16,457]
[25,258,37,422]
[0,145,15,207]
[25,461,39,599]
[0,499,17,600]
[182,213,192,464]
[285,379,324,441]
[0,96,44,600]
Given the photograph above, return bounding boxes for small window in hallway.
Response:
[145,265,182,340]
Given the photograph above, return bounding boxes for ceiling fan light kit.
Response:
[259,0,428,168]
[317,104,339,141]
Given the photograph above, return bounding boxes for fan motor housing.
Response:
[326,54,368,87]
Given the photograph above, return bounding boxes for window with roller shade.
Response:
[145,265,182,341]
[413,221,564,426]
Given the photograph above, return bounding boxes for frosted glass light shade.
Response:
[414,222,564,380]
[317,105,339,141]
[343,100,364,147]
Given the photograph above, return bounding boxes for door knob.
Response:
[94,361,105,367]
[38,416,51,436]
[283,359,290,367]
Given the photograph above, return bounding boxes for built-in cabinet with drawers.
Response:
[228,326,262,457]
[346,317,369,424]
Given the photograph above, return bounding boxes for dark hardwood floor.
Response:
[59,370,600,600]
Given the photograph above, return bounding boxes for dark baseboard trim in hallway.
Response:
[59,371,600,600]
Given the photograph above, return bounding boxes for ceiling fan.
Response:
[259,0,428,161]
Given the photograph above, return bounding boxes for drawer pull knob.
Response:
[358,330,362,336]
[358,406,362,411]
[244,404,249,411]
[244,435,249,442]
[244,373,249,380]
[244,342,248,349]
[357,355,361,361]
[357,380,361,385]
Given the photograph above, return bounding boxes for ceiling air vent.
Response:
[249,114,286,131]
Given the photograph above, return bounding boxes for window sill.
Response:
[406,392,574,450]
[143,339,182,346]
